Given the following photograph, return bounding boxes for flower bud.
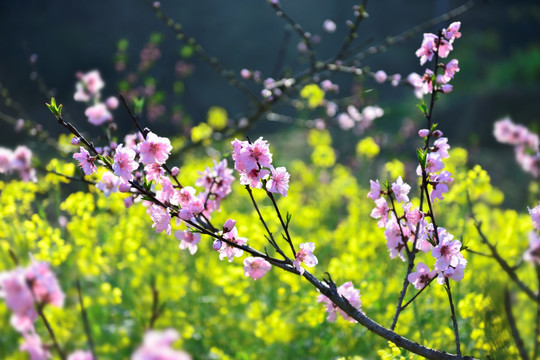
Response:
[418,129,429,138]
[119,183,132,192]
[71,137,80,145]
[171,166,180,176]
[212,240,222,251]
[223,219,236,233]
[432,130,443,138]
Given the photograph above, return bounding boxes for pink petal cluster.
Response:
[113,145,138,181]
[391,176,411,203]
[243,257,272,280]
[175,230,201,255]
[407,262,436,289]
[216,225,247,262]
[0,146,37,182]
[317,281,362,322]
[131,329,191,360]
[432,227,467,284]
[73,147,96,176]
[231,137,290,195]
[20,329,51,360]
[524,232,540,265]
[293,242,318,275]
[336,105,384,133]
[149,205,172,236]
[74,70,104,102]
[73,70,119,126]
[411,23,461,97]
[195,159,235,214]
[85,103,112,126]
[96,171,121,197]
[494,117,539,178]
[266,166,290,197]
[0,260,64,334]
[139,132,173,165]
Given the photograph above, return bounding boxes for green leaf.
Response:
[416,148,427,170]
[46,97,63,118]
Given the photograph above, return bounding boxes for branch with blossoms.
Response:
[138,0,478,155]
[367,24,466,357]
[36,26,480,360]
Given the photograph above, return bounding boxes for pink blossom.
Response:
[370,197,389,228]
[418,129,429,138]
[429,170,453,202]
[293,242,318,275]
[25,261,65,308]
[20,329,51,360]
[67,350,95,360]
[524,231,540,264]
[415,33,438,65]
[240,69,251,79]
[96,171,120,197]
[12,146,36,182]
[436,261,466,284]
[391,176,411,203]
[105,96,119,110]
[131,329,191,360]
[415,219,433,253]
[384,219,407,261]
[432,229,462,271]
[323,19,336,33]
[223,219,236,233]
[0,147,13,173]
[443,22,461,42]
[231,137,273,174]
[139,132,173,165]
[403,202,423,225]
[530,204,540,231]
[266,166,290,197]
[149,205,171,235]
[0,268,37,332]
[367,179,382,200]
[442,59,460,82]
[73,147,97,176]
[408,262,436,289]
[175,186,196,208]
[113,145,138,181]
[439,84,453,93]
[144,163,165,183]
[175,230,201,255]
[391,74,402,87]
[374,70,387,83]
[243,257,272,280]
[74,70,104,102]
[219,227,247,262]
[433,137,450,158]
[85,103,112,126]
[317,281,362,322]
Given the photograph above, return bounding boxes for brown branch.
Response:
[504,288,530,360]
[76,279,97,360]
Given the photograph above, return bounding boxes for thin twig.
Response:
[466,193,538,303]
[269,1,316,73]
[143,0,260,104]
[445,280,462,357]
[504,288,529,360]
[76,279,97,360]
[334,0,369,62]
[265,190,296,258]
[400,276,437,312]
